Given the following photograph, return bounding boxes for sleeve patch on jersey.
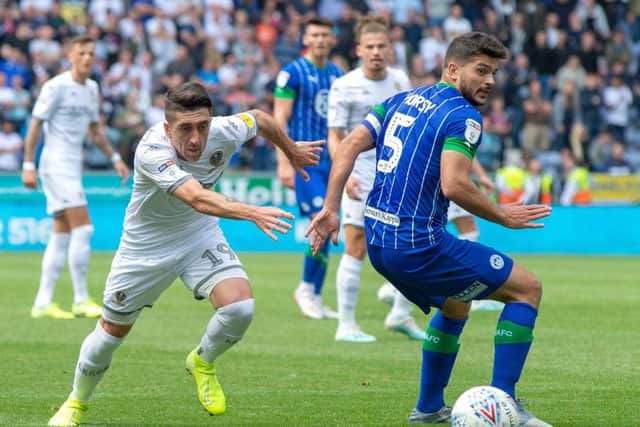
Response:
[372,104,385,118]
[157,160,175,173]
[443,137,474,160]
[276,71,290,88]
[237,112,255,129]
[274,86,296,99]
[364,113,382,135]
[464,119,481,145]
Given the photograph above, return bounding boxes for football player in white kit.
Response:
[47,82,323,427]
[21,35,130,320]
[327,15,425,343]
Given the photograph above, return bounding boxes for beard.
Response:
[459,80,484,106]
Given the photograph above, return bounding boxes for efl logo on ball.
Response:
[451,386,521,427]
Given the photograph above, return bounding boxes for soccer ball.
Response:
[451,386,521,427]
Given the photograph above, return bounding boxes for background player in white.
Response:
[47,82,323,427]
[21,35,130,320]
[328,15,424,343]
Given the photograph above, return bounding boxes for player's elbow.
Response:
[441,176,465,201]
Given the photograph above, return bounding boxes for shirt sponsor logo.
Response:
[450,281,488,302]
[276,70,290,87]
[464,118,481,145]
[237,112,255,129]
[157,159,175,173]
[364,206,400,226]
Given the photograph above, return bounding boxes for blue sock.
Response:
[302,242,329,295]
[492,302,537,399]
[416,311,467,413]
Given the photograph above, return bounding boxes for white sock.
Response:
[72,322,123,402]
[34,232,70,308]
[198,298,255,363]
[458,230,479,241]
[389,291,413,321]
[68,225,94,304]
[336,254,362,329]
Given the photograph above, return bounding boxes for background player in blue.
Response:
[274,17,344,320]
[306,33,553,426]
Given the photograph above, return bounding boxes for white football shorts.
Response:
[341,187,371,228]
[447,201,473,221]
[40,173,87,215]
[102,228,247,325]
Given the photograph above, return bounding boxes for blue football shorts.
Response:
[367,231,514,314]
[294,164,330,217]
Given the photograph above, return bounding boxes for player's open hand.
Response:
[251,206,294,240]
[345,175,362,201]
[305,208,340,255]
[21,169,38,189]
[501,202,551,229]
[289,140,324,182]
[114,160,130,185]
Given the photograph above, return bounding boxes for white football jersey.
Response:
[327,67,410,188]
[118,113,258,257]
[32,71,100,177]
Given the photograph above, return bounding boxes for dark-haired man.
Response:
[274,17,343,320]
[307,33,553,426]
[47,82,323,427]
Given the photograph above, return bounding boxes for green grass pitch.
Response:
[0,252,638,426]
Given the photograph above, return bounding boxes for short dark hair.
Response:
[304,16,333,32]
[164,82,213,122]
[70,35,95,46]
[444,32,509,66]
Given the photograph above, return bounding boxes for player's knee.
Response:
[72,224,94,239]
[99,318,133,338]
[219,298,255,338]
[527,275,543,307]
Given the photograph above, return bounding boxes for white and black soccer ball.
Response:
[451,386,521,427]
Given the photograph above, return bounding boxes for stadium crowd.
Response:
[0,0,639,182]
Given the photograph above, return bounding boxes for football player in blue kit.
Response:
[306,32,553,427]
[274,17,344,320]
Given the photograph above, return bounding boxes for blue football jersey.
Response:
[275,57,343,166]
[361,82,483,249]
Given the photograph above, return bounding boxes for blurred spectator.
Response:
[113,93,147,168]
[522,79,553,153]
[560,150,592,205]
[566,11,584,50]
[602,73,633,144]
[419,26,447,74]
[522,158,554,205]
[274,22,302,67]
[0,118,23,172]
[518,0,546,35]
[402,9,425,55]
[426,0,454,27]
[165,44,197,83]
[146,8,178,73]
[526,30,558,97]
[588,130,615,172]
[254,11,279,53]
[443,3,472,42]
[196,56,221,94]
[5,75,31,129]
[484,95,512,162]
[556,54,587,91]
[509,11,527,55]
[604,27,633,68]
[390,25,411,71]
[89,0,125,28]
[605,142,634,175]
[575,0,610,39]
[144,92,165,127]
[579,72,603,139]
[576,30,601,74]
[552,79,582,151]
[0,72,14,112]
[29,25,62,67]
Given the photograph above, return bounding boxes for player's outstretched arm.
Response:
[441,151,551,229]
[305,124,373,254]
[272,97,296,189]
[88,122,130,184]
[248,109,324,182]
[173,177,294,240]
[21,117,43,189]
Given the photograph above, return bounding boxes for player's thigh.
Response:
[63,206,92,228]
[488,261,542,308]
[40,173,87,217]
[295,167,328,217]
[341,188,369,259]
[179,231,248,306]
[103,252,178,326]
